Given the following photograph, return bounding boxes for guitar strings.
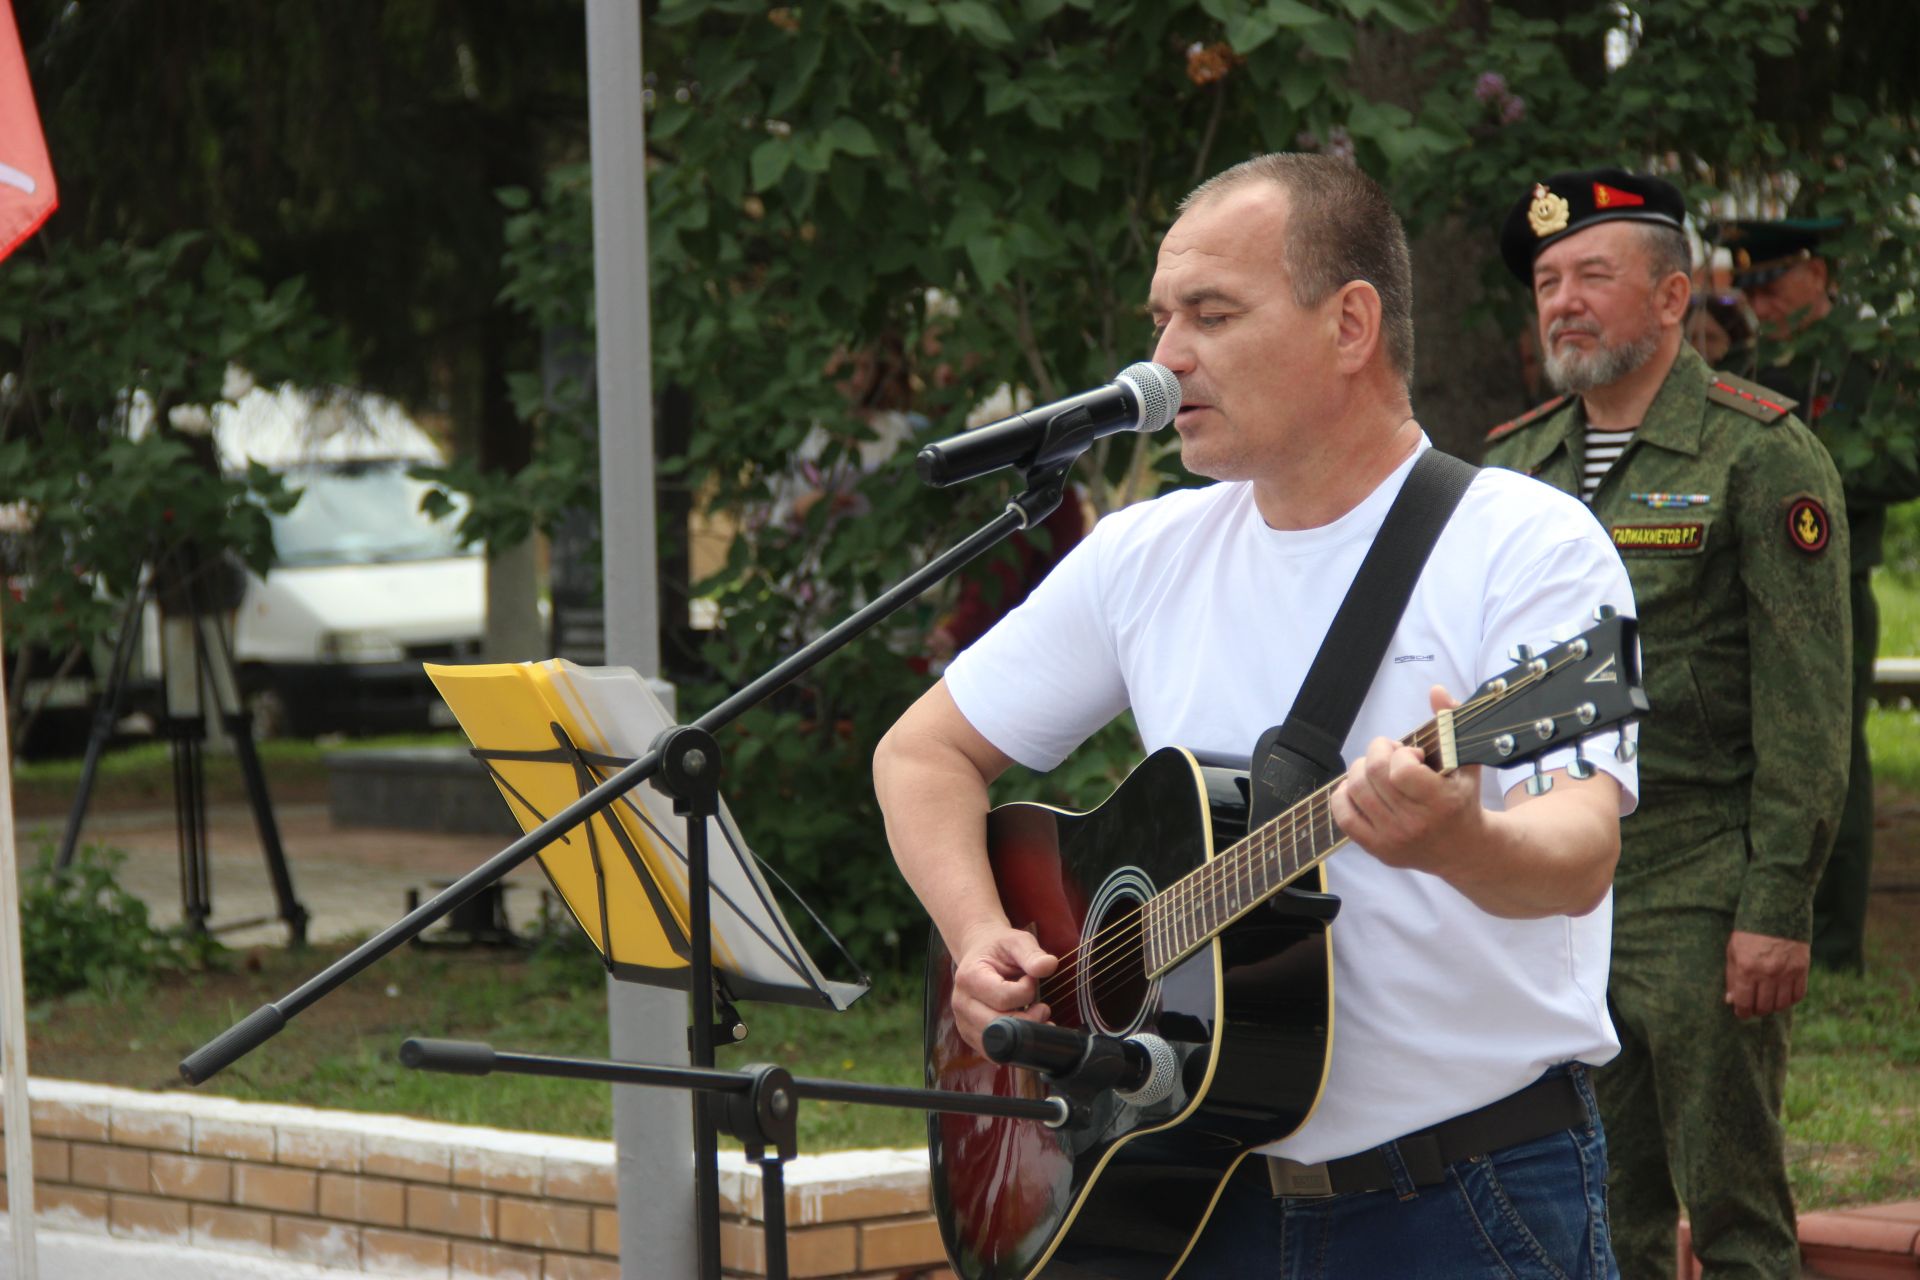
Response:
[1035,654,1598,1012]
[1038,696,1500,1010]
[1041,713,1504,1009]
[1037,691,1492,1007]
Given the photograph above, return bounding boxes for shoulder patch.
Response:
[1485,393,1571,443]
[1787,496,1832,555]
[1707,372,1797,424]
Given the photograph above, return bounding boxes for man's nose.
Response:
[1152,322,1195,373]
[1541,288,1586,325]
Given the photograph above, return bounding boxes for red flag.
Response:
[0,0,57,263]
[1592,182,1644,210]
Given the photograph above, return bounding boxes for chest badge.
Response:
[1628,492,1711,509]
[1788,498,1831,555]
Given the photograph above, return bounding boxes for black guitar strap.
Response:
[1247,448,1480,828]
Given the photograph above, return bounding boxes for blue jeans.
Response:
[1179,1066,1619,1279]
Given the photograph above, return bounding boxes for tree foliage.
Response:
[3,1,592,723]
[0,233,349,744]
[606,0,1459,962]
[1400,0,1919,468]
[517,0,1905,967]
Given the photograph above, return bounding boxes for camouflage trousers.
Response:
[1599,897,1798,1280]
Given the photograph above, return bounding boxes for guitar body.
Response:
[925,747,1336,1280]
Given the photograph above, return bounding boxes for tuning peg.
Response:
[1613,726,1637,762]
[1509,644,1534,664]
[1567,746,1596,780]
[1525,759,1554,796]
[1592,604,1618,622]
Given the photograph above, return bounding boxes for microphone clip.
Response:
[981,1018,1181,1121]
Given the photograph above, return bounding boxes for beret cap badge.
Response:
[1528,183,1571,238]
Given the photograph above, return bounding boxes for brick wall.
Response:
[0,1080,955,1280]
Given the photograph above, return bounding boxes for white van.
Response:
[214,387,486,737]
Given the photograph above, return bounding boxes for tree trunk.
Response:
[1350,6,1534,460]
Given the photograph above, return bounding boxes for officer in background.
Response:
[1483,170,1852,1278]
[1718,216,1920,973]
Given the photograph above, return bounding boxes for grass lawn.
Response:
[7,731,468,818]
[21,914,1918,1208]
[25,934,930,1155]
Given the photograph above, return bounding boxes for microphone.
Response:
[981,1017,1179,1108]
[916,361,1181,488]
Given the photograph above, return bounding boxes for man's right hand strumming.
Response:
[949,924,1058,1051]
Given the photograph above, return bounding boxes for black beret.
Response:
[1500,168,1687,283]
[1712,217,1847,289]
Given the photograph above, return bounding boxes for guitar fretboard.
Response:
[1140,718,1446,976]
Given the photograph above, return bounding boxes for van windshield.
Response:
[270,461,471,567]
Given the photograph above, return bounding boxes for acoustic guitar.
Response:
[924,613,1646,1279]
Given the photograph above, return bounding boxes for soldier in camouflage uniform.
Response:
[1483,170,1852,1279]
[1717,217,1920,973]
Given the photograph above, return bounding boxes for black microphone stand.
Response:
[181,461,1083,1280]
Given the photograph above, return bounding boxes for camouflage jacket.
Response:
[1738,343,1920,572]
[1483,343,1851,940]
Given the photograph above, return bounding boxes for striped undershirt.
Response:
[1582,427,1636,503]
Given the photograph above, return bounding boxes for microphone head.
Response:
[1115,361,1180,432]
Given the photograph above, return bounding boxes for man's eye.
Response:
[1197,314,1227,328]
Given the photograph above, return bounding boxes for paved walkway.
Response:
[5,795,564,1278]
[0,1224,385,1280]
[22,802,549,948]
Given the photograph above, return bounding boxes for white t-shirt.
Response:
[944,444,1639,1163]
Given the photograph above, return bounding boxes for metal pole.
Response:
[0,602,42,1279]
[584,5,691,1278]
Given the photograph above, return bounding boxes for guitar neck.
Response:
[1140,710,1454,977]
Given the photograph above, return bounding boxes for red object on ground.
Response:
[1678,1203,1920,1279]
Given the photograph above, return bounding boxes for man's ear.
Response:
[1333,280,1383,374]
[1655,270,1692,330]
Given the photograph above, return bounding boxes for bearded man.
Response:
[1481,169,1852,1279]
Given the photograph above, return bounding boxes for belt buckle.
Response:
[1266,1156,1335,1199]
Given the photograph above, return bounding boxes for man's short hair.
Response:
[1181,154,1415,385]
[1638,224,1692,287]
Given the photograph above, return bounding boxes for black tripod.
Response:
[58,549,308,945]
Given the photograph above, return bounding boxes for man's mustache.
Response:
[1548,319,1602,344]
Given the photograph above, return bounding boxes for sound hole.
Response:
[1081,871,1156,1037]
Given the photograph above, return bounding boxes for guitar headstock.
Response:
[1442,611,1648,781]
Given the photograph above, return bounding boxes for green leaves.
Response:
[1206,0,1332,56]
[940,1,1016,44]
[0,234,346,656]
[751,137,795,191]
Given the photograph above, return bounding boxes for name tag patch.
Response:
[1612,522,1705,552]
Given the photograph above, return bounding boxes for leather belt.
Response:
[1267,1070,1589,1199]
